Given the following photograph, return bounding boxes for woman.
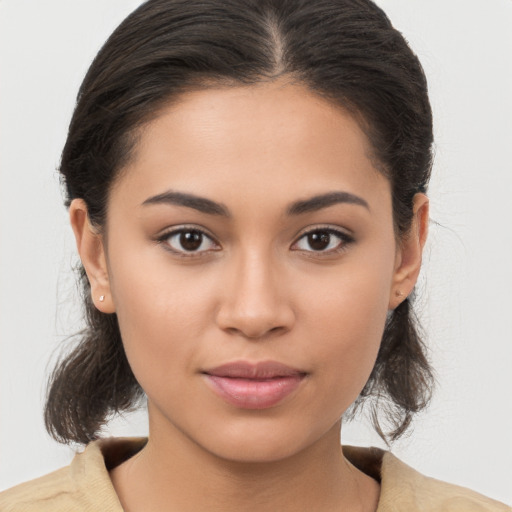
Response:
[0,0,510,510]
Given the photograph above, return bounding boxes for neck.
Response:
[110,419,379,512]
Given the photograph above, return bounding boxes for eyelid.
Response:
[156,224,221,257]
[291,225,354,254]
[155,223,354,257]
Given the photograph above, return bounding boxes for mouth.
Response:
[202,361,307,410]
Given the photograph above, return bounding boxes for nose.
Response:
[215,250,295,340]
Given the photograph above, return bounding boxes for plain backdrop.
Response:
[1,0,511,504]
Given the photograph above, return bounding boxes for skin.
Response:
[70,79,428,512]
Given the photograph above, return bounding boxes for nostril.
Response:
[221,324,288,341]
[214,288,296,339]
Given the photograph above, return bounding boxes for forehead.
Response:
[110,80,388,213]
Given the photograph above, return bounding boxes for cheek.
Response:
[299,253,394,400]
[106,221,395,420]
[107,248,214,388]
[307,285,387,377]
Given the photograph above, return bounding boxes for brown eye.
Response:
[307,231,331,251]
[293,228,353,254]
[180,231,203,251]
[162,228,218,255]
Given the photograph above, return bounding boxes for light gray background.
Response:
[1,0,511,504]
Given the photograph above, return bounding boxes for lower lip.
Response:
[204,374,305,409]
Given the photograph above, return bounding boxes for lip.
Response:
[202,361,307,409]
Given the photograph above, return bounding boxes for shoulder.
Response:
[343,445,511,512]
[0,438,143,512]
[0,465,79,512]
[379,450,512,512]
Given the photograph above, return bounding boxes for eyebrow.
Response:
[141,190,369,216]
[286,191,369,215]
[142,190,231,217]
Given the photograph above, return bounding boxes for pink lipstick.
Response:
[202,361,306,409]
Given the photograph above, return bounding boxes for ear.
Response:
[389,193,429,310]
[69,199,115,313]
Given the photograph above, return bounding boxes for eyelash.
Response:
[156,225,219,258]
[292,227,354,256]
[156,225,354,258]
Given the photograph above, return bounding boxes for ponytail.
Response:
[44,266,143,445]
[347,297,434,443]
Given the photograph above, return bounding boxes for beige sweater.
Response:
[0,437,510,511]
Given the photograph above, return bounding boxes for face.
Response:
[79,80,419,462]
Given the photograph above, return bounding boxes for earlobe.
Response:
[389,193,429,310]
[69,199,115,313]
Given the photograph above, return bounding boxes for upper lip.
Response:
[203,361,306,379]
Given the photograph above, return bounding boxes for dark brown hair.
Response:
[45,0,434,445]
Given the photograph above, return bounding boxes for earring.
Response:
[395,290,403,298]
[99,295,105,302]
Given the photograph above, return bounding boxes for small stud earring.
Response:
[395,290,403,297]
[99,295,105,302]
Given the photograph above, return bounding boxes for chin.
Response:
[196,416,338,465]
[209,438,307,464]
